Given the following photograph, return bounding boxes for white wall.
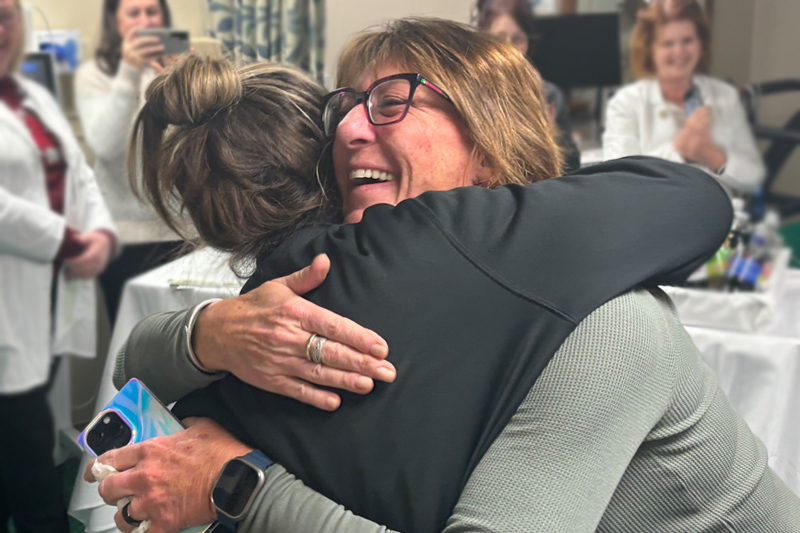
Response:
[324,0,472,88]
[712,0,800,197]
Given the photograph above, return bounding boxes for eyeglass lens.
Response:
[324,78,413,137]
[368,78,412,125]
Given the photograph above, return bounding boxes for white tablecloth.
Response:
[68,248,242,533]
[68,260,800,531]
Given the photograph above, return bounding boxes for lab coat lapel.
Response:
[646,79,678,151]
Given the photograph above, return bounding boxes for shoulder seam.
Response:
[412,201,578,324]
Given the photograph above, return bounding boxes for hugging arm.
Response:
[105,290,671,533]
[114,255,393,409]
[239,291,674,533]
[416,157,732,320]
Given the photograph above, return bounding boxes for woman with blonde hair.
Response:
[0,0,117,530]
[84,18,796,533]
[604,0,765,194]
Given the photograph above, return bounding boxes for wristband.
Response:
[184,298,223,374]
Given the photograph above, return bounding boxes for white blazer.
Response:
[0,75,117,394]
[603,75,766,194]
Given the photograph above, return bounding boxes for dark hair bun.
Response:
[145,55,243,127]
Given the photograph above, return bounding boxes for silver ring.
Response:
[308,335,328,365]
[121,501,142,527]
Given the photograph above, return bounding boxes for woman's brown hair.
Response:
[337,17,562,186]
[130,56,340,270]
[95,0,173,76]
[629,0,711,79]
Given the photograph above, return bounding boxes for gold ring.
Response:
[305,334,319,361]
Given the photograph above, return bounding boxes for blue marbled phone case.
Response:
[78,378,183,457]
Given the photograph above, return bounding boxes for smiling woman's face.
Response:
[332,64,490,224]
[0,0,21,78]
[116,0,164,37]
[652,20,701,83]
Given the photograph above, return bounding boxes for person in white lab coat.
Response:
[0,0,117,530]
[74,0,182,326]
[603,0,765,194]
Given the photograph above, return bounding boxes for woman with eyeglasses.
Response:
[0,0,117,530]
[84,18,798,533]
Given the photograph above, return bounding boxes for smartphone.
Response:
[684,85,704,116]
[78,378,183,457]
[139,28,190,56]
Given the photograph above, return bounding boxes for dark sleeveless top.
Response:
[174,158,732,532]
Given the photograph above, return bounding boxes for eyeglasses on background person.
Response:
[322,73,451,138]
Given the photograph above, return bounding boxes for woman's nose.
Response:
[336,103,376,147]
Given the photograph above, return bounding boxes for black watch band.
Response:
[212,450,275,532]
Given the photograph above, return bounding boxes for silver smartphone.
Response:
[139,28,190,56]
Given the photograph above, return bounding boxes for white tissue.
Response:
[92,460,152,533]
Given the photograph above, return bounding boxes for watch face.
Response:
[212,459,261,519]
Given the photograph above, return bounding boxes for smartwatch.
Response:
[212,450,275,531]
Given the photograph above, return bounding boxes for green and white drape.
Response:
[208,0,325,83]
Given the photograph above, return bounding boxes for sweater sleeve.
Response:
[114,307,225,402]
[74,61,143,161]
[233,289,673,533]
[443,289,675,532]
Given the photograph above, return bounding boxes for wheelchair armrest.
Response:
[753,126,800,144]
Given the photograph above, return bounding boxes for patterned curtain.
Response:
[207,0,325,83]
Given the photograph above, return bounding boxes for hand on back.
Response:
[193,254,396,411]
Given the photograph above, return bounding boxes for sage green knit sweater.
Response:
[116,289,800,532]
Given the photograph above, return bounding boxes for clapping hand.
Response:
[674,106,727,171]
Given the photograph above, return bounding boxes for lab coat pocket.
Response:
[52,269,97,358]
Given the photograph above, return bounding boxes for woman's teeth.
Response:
[349,169,396,182]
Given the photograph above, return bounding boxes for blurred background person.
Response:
[603,0,765,195]
[474,0,581,172]
[74,0,182,326]
[0,0,117,530]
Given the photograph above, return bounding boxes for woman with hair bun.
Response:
[604,0,765,194]
[85,19,797,533]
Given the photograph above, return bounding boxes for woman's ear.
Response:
[472,154,496,188]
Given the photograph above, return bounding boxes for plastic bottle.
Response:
[723,198,752,292]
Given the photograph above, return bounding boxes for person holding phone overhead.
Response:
[603,0,765,194]
[75,0,185,326]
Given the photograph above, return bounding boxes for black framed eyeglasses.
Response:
[321,73,452,138]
